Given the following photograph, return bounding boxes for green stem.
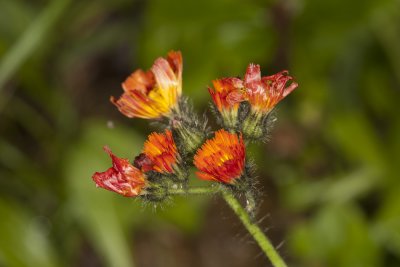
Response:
[221,190,288,267]
[167,186,288,266]
[244,189,257,219]
[168,186,219,195]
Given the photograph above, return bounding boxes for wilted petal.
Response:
[92,146,146,197]
[246,66,298,113]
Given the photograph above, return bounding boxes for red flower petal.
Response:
[92,146,146,197]
[209,64,298,114]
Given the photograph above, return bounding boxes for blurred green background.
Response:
[1,0,399,266]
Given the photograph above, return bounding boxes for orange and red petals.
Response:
[166,51,183,82]
[110,89,169,119]
[152,51,183,96]
[111,51,183,119]
[209,78,246,128]
[92,147,146,197]
[209,78,244,112]
[122,69,155,94]
[244,65,298,113]
[194,129,246,184]
[141,130,179,174]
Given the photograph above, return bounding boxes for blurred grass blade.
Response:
[65,120,144,267]
[371,2,400,83]
[0,0,71,90]
[0,199,60,267]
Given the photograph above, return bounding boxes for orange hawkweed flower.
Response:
[92,146,146,197]
[209,78,246,112]
[111,51,182,119]
[208,78,246,128]
[244,64,298,113]
[194,129,245,184]
[134,130,180,174]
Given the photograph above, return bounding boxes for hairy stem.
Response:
[244,189,257,219]
[168,186,219,195]
[221,190,288,267]
[167,186,288,266]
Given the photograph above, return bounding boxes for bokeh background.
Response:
[1,0,400,266]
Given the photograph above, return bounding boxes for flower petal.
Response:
[140,130,179,174]
[194,130,245,184]
[122,69,155,94]
[92,146,146,197]
[111,51,182,119]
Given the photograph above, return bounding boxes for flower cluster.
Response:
[210,63,298,140]
[92,50,297,206]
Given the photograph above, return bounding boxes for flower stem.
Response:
[168,186,219,195]
[167,186,288,266]
[221,190,288,267]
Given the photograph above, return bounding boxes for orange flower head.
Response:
[92,146,146,197]
[194,129,245,184]
[134,129,179,174]
[208,78,246,128]
[244,64,298,113]
[111,51,182,119]
[209,78,246,112]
